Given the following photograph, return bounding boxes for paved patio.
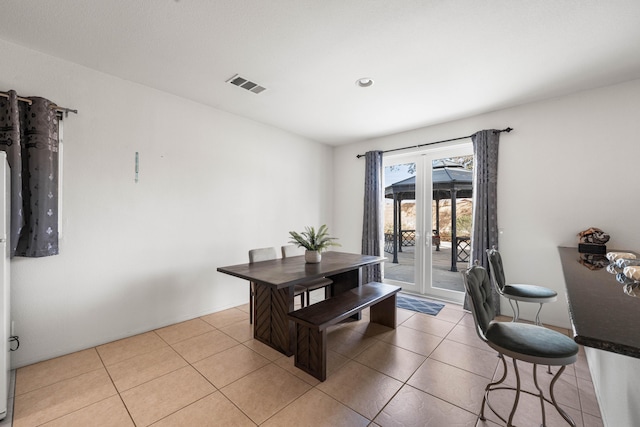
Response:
[383,242,469,292]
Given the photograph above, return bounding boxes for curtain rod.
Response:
[0,91,78,117]
[355,127,513,158]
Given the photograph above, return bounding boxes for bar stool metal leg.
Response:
[508,358,522,426]
[509,299,520,322]
[549,365,576,427]
[481,353,508,422]
[534,302,544,326]
[481,356,576,426]
[533,364,547,426]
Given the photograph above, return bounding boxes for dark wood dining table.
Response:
[217,251,385,356]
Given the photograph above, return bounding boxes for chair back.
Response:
[281,245,304,258]
[486,247,507,294]
[461,265,496,342]
[249,247,277,263]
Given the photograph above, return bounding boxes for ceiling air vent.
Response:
[226,74,267,94]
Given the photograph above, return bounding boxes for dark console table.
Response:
[558,246,640,358]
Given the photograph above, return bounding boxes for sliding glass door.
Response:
[383,144,473,304]
[383,156,422,294]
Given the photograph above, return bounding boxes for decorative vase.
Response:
[305,250,321,263]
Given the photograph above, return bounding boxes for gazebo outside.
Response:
[384,159,473,274]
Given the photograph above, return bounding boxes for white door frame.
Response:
[383,142,472,304]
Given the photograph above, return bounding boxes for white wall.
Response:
[0,39,333,368]
[334,78,640,328]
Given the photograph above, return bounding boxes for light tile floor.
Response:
[10,294,603,426]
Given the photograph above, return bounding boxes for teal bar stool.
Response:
[462,264,578,426]
[487,247,557,325]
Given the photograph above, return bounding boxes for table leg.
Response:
[253,282,294,356]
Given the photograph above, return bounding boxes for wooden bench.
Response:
[287,281,401,381]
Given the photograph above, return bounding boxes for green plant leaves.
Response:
[288,224,340,252]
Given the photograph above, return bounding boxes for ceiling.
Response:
[1,1,640,145]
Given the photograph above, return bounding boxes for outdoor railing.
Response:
[456,236,471,262]
[384,230,416,253]
[384,230,470,272]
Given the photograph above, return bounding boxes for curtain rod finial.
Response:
[494,127,513,135]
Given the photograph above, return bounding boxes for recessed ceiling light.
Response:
[356,78,374,88]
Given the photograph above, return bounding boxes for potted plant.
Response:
[288,224,340,263]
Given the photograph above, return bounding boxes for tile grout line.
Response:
[302,309,475,424]
[16,349,133,427]
[364,309,485,423]
[94,341,138,427]
[115,316,260,425]
[11,305,603,426]
[113,314,261,425]
[163,316,278,426]
[364,307,557,424]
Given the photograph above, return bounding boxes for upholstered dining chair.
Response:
[462,264,579,426]
[248,247,306,324]
[281,245,333,305]
[486,247,558,325]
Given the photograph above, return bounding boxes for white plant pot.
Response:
[305,250,321,263]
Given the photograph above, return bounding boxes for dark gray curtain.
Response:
[465,129,500,313]
[361,150,383,282]
[0,90,59,257]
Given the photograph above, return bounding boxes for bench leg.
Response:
[294,324,327,381]
[370,294,397,328]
